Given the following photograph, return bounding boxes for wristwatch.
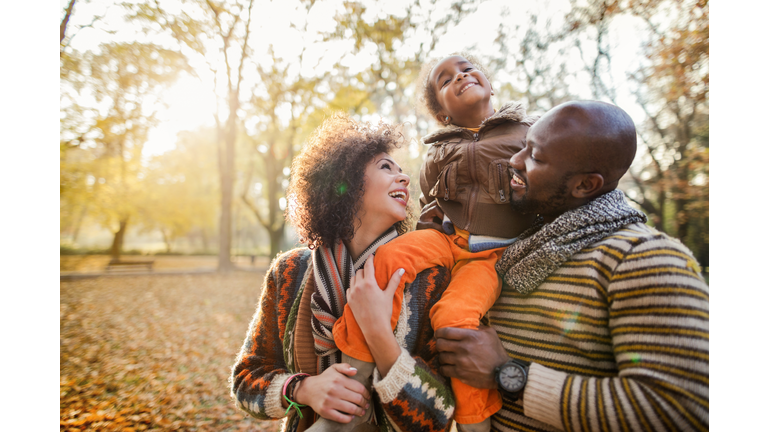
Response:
[495,358,530,400]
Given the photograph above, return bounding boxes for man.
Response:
[432,101,709,431]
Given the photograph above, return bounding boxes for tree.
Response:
[489,9,578,114]
[565,0,709,266]
[127,0,255,271]
[141,128,220,253]
[60,42,188,259]
[240,46,325,258]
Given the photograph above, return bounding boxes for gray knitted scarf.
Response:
[495,189,647,294]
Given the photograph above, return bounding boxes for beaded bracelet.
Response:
[282,373,310,418]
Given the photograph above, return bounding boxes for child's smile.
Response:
[429,55,495,128]
[458,82,478,95]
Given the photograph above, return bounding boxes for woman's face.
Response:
[359,153,410,227]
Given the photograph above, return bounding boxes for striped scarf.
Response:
[495,189,647,295]
[310,227,399,373]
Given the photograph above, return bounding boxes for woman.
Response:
[230,114,456,432]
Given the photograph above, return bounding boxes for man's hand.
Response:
[435,326,509,389]
[416,200,446,233]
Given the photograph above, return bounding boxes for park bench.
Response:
[106,259,155,272]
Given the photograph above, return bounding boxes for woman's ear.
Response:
[571,173,604,199]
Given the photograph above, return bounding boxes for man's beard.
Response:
[509,179,570,217]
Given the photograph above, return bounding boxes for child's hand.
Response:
[416,200,446,233]
[293,364,370,422]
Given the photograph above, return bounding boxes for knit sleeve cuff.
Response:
[522,362,567,431]
[264,373,292,419]
[372,347,415,404]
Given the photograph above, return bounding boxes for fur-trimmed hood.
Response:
[422,101,537,145]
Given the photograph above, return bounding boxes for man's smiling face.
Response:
[507,114,580,218]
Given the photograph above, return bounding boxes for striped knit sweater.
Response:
[230,247,456,432]
[488,222,709,432]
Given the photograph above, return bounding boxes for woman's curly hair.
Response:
[417,53,493,123]
[287,113,414,250]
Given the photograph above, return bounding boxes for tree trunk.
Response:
[217,152,234,272]
[161,229,172,254]
[269,225,285,259]
[217,95,237,273]
[200,227,209,252]
[110,218,128,261]
[71,202,89,244]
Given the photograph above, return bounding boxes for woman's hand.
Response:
[347,255,404,336]
[346,256,404,376]
[293,363,371,423]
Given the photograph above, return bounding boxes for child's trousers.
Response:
[332,228,504,424]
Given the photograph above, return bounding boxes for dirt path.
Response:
[61,272,282,431]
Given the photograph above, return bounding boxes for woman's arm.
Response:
[231,250,371,423]
[346,256,404,376]
[230,255,297,420]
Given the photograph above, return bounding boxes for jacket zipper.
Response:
[497,163,506,202]
[444,165,451,200]
[465,133,480,227]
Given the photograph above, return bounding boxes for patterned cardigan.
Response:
[230,247,456,432]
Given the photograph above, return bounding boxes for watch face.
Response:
[499,363,526,393]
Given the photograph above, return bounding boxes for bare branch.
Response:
[235,0,255,97]
[61,0,77,43]
[240,165,269,229]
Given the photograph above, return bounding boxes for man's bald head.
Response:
[538,101,637,189]
[508,101,638,220]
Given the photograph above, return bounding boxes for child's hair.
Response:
[417,53,494,123]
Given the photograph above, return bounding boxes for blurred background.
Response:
[60,0,708,272]
[59,0,708,430]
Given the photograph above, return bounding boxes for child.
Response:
[327,55,537,432]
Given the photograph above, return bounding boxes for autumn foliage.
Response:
[60,273,281,431]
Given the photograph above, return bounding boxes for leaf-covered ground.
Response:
[61,272,283,431]
[60,255,271,273]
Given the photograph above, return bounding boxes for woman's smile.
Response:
[388,188,409,206]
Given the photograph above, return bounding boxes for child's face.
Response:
[429,56,493,127]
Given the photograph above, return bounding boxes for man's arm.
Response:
[436,235,709,431]
[516,236,709,431]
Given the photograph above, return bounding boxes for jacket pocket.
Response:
[488,159,511,204]
[429,161,458,201]
[431,139,462,164]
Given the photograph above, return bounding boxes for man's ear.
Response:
[571,173,604,199]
